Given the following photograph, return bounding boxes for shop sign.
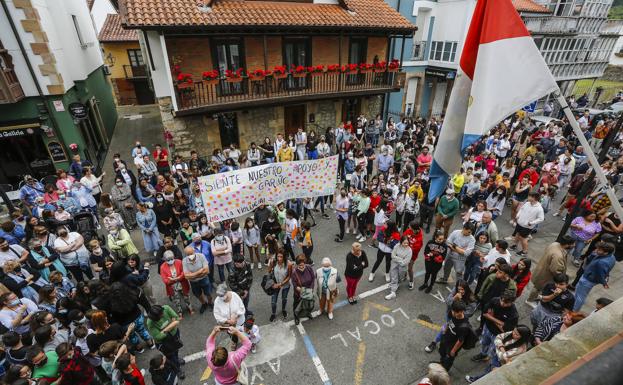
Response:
[0,127,38,138]
[47,141,68,162]
[68,102,88,120]
[53,100,65,112]
[425,68,456,80]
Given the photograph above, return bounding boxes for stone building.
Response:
[119,0,416,156]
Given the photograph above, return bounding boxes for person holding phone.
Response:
[206,325,251,385]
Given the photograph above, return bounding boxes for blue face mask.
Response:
[323,267,331,272]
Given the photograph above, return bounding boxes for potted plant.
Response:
[374,61,387,72]
[326,64,340,73]
[307,65,324,76]
[388,59,400,72]
[291,65,307,78]
[273,65,288,79]
[341,63,358,74]
[225,68,246,82]
[202,70,219,85]
[359,63,373,73]
[249,69,271,81]
[176,73,194,90]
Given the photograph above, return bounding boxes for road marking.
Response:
[200,367,212,381]
[183,270,427,364]
[354,341,366,385]
[414,319,442,331]
[297,323,332,385]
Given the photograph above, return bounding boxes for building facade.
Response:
[0,0,117,187]
[120,0,415,157]
[99,14,154,105]
[387,0,622,118]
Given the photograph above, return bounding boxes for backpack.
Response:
[261,273,276,295]
[459,324,479,350]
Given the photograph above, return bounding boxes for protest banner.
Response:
[197,155,339,221]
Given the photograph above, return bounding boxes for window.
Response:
[348,37,367,85]
[283,37,311,90]
[72,15,86,48]
[428,41,458,62]
[127,49,144,67]
[212,38,245,96]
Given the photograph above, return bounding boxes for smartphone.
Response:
[218,326,230,331]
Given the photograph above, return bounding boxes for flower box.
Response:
[292,73,307,78]
[226,77,244,83]
[274,73,288,79]
[177,82,194,90]
[249,75,266,81]
[360,69,372,73]
[310,71,324,77]
[388,67,399,72]
[203,79,219,85]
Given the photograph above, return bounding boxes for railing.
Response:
[523,16,579,34]
[0,67,24,104]
[123,64,147,79]
[411,41,427,61]
[600,19,623,35]
[174,70,402,112]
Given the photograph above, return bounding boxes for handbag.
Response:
[294,267,315,301]
[232,359,249,385]
[261,273,277,295]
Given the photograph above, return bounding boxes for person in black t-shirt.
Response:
[439,300,471,371]
[530,273,575,329]
[3,331,28,366]
[472,292,518,362]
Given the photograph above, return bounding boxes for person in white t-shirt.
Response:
[0,292,38,334]
[53,228,91,282]
[482,239,512,268]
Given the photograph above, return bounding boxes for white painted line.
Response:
[183,281,390,363]
[297,322,332,384]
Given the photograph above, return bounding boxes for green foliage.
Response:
[609,4,623,18]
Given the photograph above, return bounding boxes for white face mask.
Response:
[92,247,103,256]
[166,259,174,265]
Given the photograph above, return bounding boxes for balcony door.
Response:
[214,38,245,96]
[127,49,146,77]
[348,37,367,85]
[283,38,310,90]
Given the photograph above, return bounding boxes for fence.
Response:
[572,82,622,108]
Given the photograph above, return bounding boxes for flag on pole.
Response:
[428,0,558,202]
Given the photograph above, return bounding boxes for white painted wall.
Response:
[0,0,104,96]
[145,31,174,100]
[90,0,116,33]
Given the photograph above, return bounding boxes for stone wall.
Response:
[361,95,383,119]
[307,100,340,130]
[237,107,284,150]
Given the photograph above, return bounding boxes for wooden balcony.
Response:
[173,70,404,116]
[123,64,148,79]
[0,66,24,104]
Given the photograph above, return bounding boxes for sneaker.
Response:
[509,244,517,250]
[251,345,257,354]
[384,292,396,300]
[418,284,427,291]
[368,272,375,282]
[436,279,448,284]
[359,236,367,242]
[408,281,414,290]
[199,303,208,314]
[572,259,581,267]
[465,375,476,383]
[328,312,334,320]
[385,273,390,282]
[424,342,437,353]
[282,310,288,319]
[257,262,262,269]
[471,353,488,362]
[516,250,526,257]
[179,371,186,380]
[346,228,351,234]
[424,286,432,293]
[553,212,560,217]
[504,236,515,241]
[335,237,343,242]
[250,264,254,270]
[270,314,276,322]
[322,214,330,219]
[148,339,156,350]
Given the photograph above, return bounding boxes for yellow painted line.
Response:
[362,303,370,321]
[354,342,366,385]
[365,301,392,313]
[200,366,212,381]
[415,319,442,331]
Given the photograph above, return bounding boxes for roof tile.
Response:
[98,13,139,42]
[119,0,416,33]
[512,0,551,14]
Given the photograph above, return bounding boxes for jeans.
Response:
[271,286,290,315]
[573,276,597,311]
[471,355,501,381]
[307,150,318,160]
[242,290,251,313]
[216,262,233,283]
[442,253,466,282]
[296,147,306,161]
[463,256,482,285]
[479,325,496,356]
[265,157,275,163]
[571,235,588,261]
[439,339,456,371]
[337,216,346,240]
[126,313,152,346]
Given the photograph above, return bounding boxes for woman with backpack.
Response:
[267,249,292,322]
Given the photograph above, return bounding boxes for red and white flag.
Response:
[429,0,558,201]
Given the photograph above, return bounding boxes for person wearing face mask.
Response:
[334,188,350,242]
[316,258,338,320]
[0,236,29,268]
[27,344,60,382]
[155,236,183,273]
[435,189,460,239]
[53,227,91,282]
[153,193,179,238]
[189,185,205,214]
[110,178,137,229]
[102,207,124,233]
[31,197,55,219]
[160,250,192,316]
[136,202,163,258]
[0,292,38,336]
[54,192,80,217]
[260,213,281,263]
[210,229,233,283]
[106,224,139,259]
[85,239,110,279]
[69,182,97,216]
[1,260,46,303]
[182,246,213,314]
[0,220,25,246]
[115,162,139,199]
[131,141,150,159]
[19,175,46,214]
[192,232,214,282]
[276,141,293,162]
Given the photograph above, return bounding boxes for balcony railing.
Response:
[412,41,427,61]
[523,16,579,34]
[600,19,623,35]
[174,70,403,115]
[123,64,147,79]
[0,66,24,104]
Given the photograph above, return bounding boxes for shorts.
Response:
[189,277,212,298]
[514,224,532,238]
[411,250,419,262]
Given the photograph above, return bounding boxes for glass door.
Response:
[283,38,310,90]
[214,39,245,96]
[348,37,367,85]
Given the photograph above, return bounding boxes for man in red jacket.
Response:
[403,221,424,289]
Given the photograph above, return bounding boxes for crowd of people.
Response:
[0,105,620,385]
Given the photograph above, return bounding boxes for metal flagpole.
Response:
[555,91,623,220]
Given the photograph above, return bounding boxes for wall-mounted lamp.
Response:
[105,52,116,67]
